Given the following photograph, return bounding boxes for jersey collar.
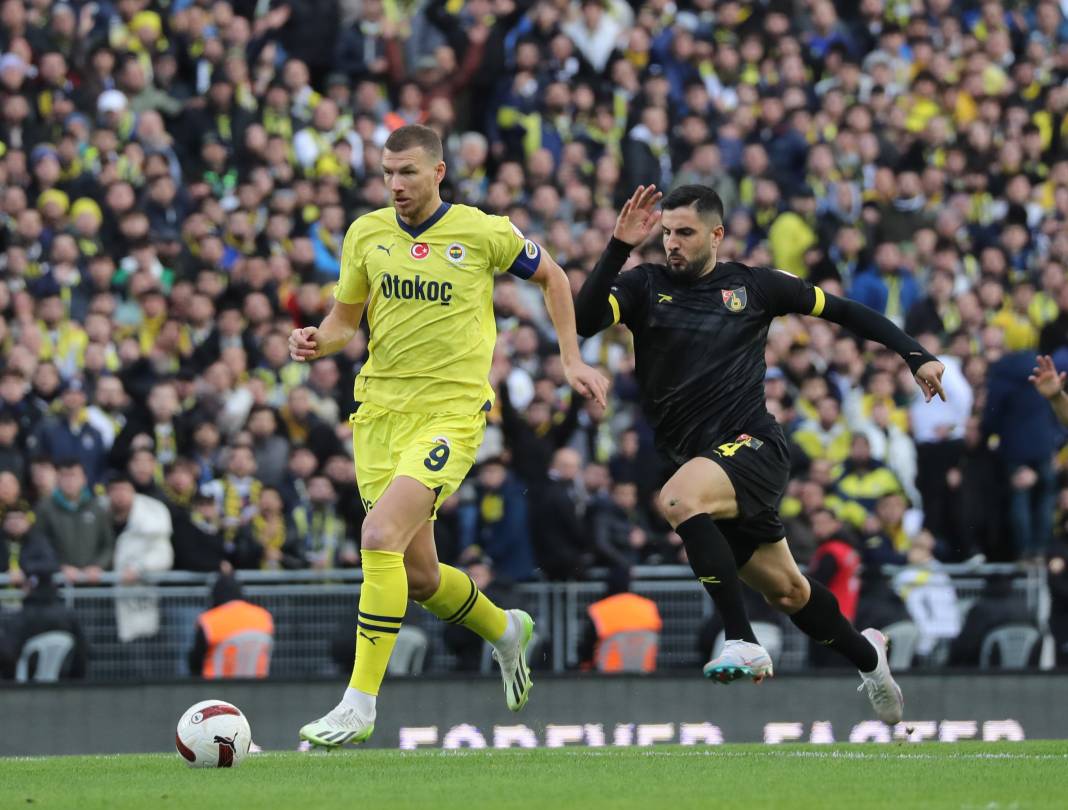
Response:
[395,201,451,239]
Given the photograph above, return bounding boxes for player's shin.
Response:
[418,563,509,642]
[349,549,409,694]
[677,514,759,643]
[788,576,878,672]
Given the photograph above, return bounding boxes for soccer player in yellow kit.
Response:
[290,124,607,746]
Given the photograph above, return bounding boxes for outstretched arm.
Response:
[1030,354,1068,426]
[814,291,946,402]
[575,185,662,337]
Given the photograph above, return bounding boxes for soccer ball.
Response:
[175,699,253,768]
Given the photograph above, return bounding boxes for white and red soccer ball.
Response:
[175,700,253,768]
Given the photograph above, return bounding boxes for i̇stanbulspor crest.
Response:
[721,287,747,312]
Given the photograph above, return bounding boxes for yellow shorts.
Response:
[350,402,485,519]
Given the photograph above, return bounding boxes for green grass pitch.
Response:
[3,742,1068,809]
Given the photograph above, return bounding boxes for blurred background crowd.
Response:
[2,0,1068,675]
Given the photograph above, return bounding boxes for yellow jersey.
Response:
[334,202,541,415]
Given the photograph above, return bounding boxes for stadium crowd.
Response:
[2,0,1068,670]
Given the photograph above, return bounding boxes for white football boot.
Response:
[491,609,535,711]
[703,639,774,684]
[857,628,904,725]
[299,703,375,748]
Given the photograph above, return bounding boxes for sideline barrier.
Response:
[0,673,1060,755]
[0,565,1046,678]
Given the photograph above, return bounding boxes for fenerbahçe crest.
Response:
[721,287,747,312]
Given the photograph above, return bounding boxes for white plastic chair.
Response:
[979,624,1040,669]
[387,626,428,676]
[210,630,273,678]
[882,621,920,671]
[16,631,76,683]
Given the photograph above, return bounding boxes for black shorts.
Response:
[698,431,790,566]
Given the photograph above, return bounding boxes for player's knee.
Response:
[360,518,404,551]
[764,576,810,614]
[657,489,703,527]
[658,488,732,527]
[406,564,440,602]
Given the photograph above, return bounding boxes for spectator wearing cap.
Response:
[96,89,135,143]
[107,474,173,643]
[27,376,107,485]
[33,458,113,584]
[70,197,105,260]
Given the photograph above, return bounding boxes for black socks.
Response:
[676,514,758,644]
[790,577,878,672]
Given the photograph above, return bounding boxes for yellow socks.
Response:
[420,563,508,642]
[349,549,407,694]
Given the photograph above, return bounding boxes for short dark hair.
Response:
[383,124,443,162]
[661,184,725,224]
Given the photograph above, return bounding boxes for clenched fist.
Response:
[289,327,319,362]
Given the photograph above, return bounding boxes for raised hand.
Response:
[613,185,663,247]
[1029,354,1066,400]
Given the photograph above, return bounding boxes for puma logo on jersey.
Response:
[698,575,720,584]
[376,243,393,255]
[359,631,380,646]
[658,294,673,303]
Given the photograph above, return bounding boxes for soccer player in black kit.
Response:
[576,185,947,725]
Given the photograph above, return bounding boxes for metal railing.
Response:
[0,565,1049,680]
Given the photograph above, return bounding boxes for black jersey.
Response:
[609,260,823,465]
